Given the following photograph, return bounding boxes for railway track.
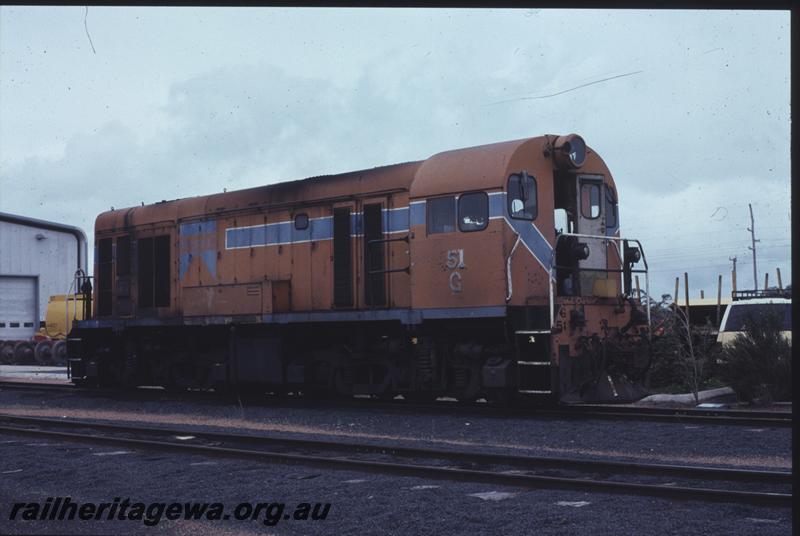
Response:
[0,379,77,392]
[0,413,791,507]
[0,379,792,428]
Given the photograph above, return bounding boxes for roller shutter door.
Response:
[0,276,37,340]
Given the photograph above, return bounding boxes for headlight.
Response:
[625,246,641,264]
[552,134,587,169]
[572,241,590,260]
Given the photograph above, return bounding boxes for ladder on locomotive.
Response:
[515,329,553,397]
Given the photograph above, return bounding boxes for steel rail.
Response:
[0,414,791,506]
[544,407,792,428]
[0,380,76,391]
[0,380,791,427]
[562,403,792,420]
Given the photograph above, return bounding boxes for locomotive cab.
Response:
[544,135,650,403]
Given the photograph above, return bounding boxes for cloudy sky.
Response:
[0,7,791,300]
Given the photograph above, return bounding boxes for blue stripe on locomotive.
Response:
[192,195,554,279]
[223,207,411,249]
[490,193,554,276]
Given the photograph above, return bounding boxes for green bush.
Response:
[717,310,792,404]
[647,333,685,388]
[646,299,715,393]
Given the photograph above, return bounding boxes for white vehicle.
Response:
[716,297,792,347]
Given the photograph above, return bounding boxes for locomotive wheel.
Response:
[121,343,139,389]
[162,370,183,393]
[72,377,98,388]
[51,340,67,366]
[0,342,15,364]
[34,340,54,365]
[168,363,211,391]
[370,364,394,399]
[333,368,353,398]
[451,366,481,402]
[304,360,334,399]
[303,388,333,400]
[485,388,512,405]
[13,341,36,365]
[210,379,231,396]
[403,392,438,404]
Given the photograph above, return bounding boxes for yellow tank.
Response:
[42,294,86,339]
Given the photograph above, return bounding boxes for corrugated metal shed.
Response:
[0,212,87,339]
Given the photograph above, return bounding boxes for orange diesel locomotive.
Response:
[68,134,650,403]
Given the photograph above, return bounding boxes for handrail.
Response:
[65,271,80,337]
[549,233,650,337]
[505,232,522,302]
[367,235,411,275]
[64,269,91,334]
[550,265,648,274]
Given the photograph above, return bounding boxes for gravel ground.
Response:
[0,388,791,470]
[0,430,792,536]
[0,387,793,534]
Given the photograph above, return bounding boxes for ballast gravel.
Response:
[0,387,792,535]
[0,388,790,470]
[0,431,791,536]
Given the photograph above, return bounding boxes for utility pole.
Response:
[747,203,760,291]
[729,256,737,296]
[684,272,690,320]
[674,277,680,307]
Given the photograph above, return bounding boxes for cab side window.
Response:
[427,196,456,234]
[508,172,537,220]
[581,182,601,219]
[458,192,488,232]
